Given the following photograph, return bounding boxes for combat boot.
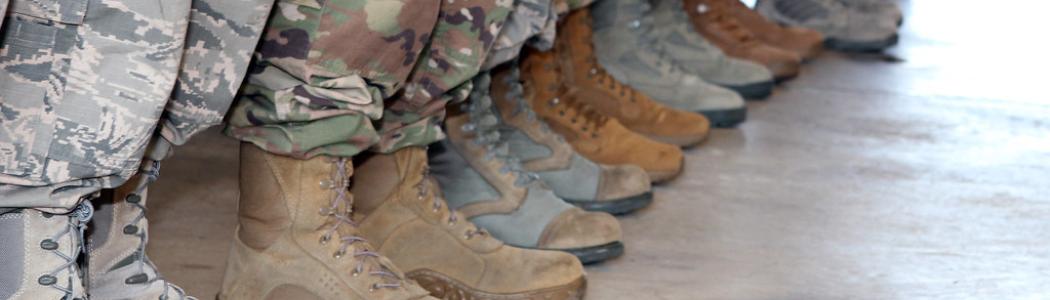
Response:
[521,49,684,183]
[218,144,434,300]
[489,68,654,214]
[682,0,802,80]
[88,161,195,300]
[429,91,624,263]
[649,0,776,99]
[713,0,825,60]
[755,0,899,52]
[0,204,92,300]
[557,10,716,139]
[589,0,748,128]
[351,147,588,299]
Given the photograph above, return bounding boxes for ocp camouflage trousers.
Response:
[0,0,272,211]
[225,0,513,158]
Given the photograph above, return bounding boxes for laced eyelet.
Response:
[38,275,56,286]
[319,234,331,245]
[40,239,58,250]
[333,250,345,259]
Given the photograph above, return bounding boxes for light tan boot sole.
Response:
[646,133,709,149]
[409,269,586,300]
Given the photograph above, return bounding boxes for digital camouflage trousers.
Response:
[0,0,273,211]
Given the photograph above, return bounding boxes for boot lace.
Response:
[318,158,402,291]
[120,161,195,300]
[570,15,640,103]
[461,87,542,188]
[497,65,563,140]
[414,165,488,240]
[38,201,92,299]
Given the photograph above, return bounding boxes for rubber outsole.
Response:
[560,241,625,265]
[647,132,708,148]
[826,33,900,53]
[647,168,682,184]
[698,107,748,128]
[724,80,775,100]
[410,269,587,300]
[565,191,654,215]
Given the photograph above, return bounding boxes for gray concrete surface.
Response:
[147,0,1050,299]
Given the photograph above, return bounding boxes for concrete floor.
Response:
[148,1,1050,299]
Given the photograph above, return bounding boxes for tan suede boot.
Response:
[218,144,434,300]
[714,0,824,60]
[521,49,684,183]
[682,0,803,80]
[556,9,711,148]
[351,147,587,299]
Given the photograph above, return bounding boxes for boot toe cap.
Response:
[596,164,653,202]
[474,246,586,295]
[537,209,623,250]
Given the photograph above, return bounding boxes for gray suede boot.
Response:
[485,69,653,215]
[0,204,92,300]
[650,0,776,100]
[590,0,748,127]
[88,161,195,300]
[428,90,624,264]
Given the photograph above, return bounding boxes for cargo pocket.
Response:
[0,0,87,180]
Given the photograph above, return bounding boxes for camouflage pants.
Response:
[485,0,559,70]
[0,0,272,211]
[226,0,512,158]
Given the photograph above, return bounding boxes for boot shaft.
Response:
[89,164,194,299]
[237,143,354,247]
[488,67,577,172]
[1,206,90,300]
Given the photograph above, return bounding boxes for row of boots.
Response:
[0,1,903,299]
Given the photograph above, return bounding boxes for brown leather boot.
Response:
[556,9,711,148]
[351,147,587,299]
[714,0,824,60]
[520,49,684,183]
[682,0,802,80]
[219,144,435,300]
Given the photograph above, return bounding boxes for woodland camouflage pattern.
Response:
[227,0,512,158]
[0,0,272,211]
